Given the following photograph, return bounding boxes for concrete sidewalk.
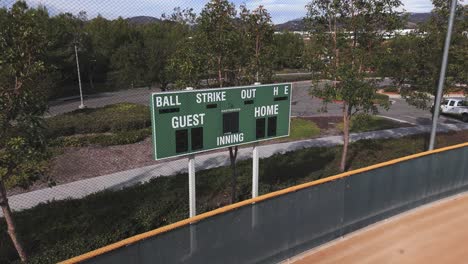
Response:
[4,123,468,215]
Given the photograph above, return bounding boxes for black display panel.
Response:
[175,129,188,153]
[223,112,239,134]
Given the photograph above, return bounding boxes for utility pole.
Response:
[429,0,457,150]
[74,43,86,109]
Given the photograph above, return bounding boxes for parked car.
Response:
[432,98,468,122]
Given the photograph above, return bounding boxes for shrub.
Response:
[51,129,152,147]
[272,73,311,83]
[373,93,390,104]
[46,103,151,138]
[383,86,399,93]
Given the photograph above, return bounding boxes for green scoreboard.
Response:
[150,83,292,160]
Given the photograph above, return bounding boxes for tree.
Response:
[84,16,136,89]
[47,12,94,98]
[142,21,190,90]
[161,7,197,26]
[385,1,467,110]
[239,5,275,83]
[305,0,402,172]
[272,32,304,70]
[167,33,209,89]
[0,2,51,261]
[198,0,242,203]
[198,0,237,87]
[302,37,325,78]
[106,17,146,89]
[110,37,147,88]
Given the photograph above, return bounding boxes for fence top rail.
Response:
[59,141,468,264]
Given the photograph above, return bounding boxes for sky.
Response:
[1,0,434,24]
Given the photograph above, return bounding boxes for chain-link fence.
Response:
[1,0,467,263]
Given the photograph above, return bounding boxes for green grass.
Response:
[337,115,404,133]
[289,118,321,140]
[1,131,467,263]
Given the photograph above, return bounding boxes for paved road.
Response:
[291,81,464,125]
[3,122,468,216]
[290,192,468,264]
[48,81,465,125]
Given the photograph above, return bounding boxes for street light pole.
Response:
[74,43,86,109]
[428,0,457,150]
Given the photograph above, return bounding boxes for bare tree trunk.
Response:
[256,34,260,82]
[340,104,350,172]
[88,73,95,91]
[0,181,27,262]
[217,56,223,88]
[229,146,238,204]
[333,20,339,72]
[224,71,228,86]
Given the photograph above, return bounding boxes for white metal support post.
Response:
[252,144,259,198]
[74,44,85,109]
[188,155,196,217]
[252,82,261,199]
[252,143,259,229]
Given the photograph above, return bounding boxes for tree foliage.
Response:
[167,33,209,89]
[273,32,305,70]
[305,0,403,171]
[0,0,287,98]
[0,1,52,261]
[167,1,277,89]
[240,5,275,83]
[0,1,50,189]
[198,0,237,87]
[381,2,467,109]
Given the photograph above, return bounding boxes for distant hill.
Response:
[406,12,432,28]
[275,18,304,32]
[126,16,161,25]
[274,12,432,31]
[407,12,431,24]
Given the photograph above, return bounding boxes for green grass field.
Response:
[289,118,321,140]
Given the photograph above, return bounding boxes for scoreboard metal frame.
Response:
[150,83,292,160]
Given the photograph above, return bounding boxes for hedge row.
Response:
[51,129,152,147]
[46,103,151,138]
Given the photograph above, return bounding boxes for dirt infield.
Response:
[290,192,468,264]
